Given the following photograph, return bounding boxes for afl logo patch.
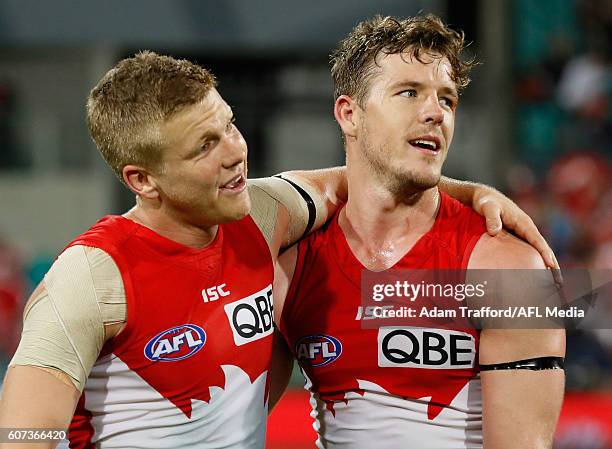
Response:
[295,335,342,367]
[144,324,206,362]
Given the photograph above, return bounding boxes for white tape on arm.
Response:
[10,246,126,391]
[249,176,325,246]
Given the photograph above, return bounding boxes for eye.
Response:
[200,140,214,153]
[399,89,417,98]
[439,97,455,109]
[225,116,236,133]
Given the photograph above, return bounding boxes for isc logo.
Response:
[202,283,230,302]
[224,285,274,346]
[144,324,206,362]
[378,327,475,369]
[295,335,342,367]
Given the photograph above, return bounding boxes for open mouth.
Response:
[219,174,246,194]
[409,137,441,155]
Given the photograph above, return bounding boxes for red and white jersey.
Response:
[67,215,274,449]
[280,192,487,449]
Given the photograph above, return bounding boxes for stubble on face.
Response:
[358,116,441,203]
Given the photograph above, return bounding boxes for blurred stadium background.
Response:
[0,0,610,447]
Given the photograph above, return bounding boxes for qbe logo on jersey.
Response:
[224,285,274,346]
[295,335,342,367]
[144,324,207,362]
[378,327,475,369]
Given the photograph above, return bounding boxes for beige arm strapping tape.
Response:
[247,182,280,247]
[10,246,126,392]
[248,176,326,247]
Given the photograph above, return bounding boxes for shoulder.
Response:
[468,230,546,270]
[24,245,117,313]
[50,245,120,282]
[43,245,126,329]
[472,233,565,362]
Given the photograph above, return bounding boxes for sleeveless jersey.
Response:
[67,215,274,449]
[279,192,487,449]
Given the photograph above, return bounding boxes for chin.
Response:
[216,210,248,224]
[223,198,252,223]
[390,169,441,194]
[413,172,441,190]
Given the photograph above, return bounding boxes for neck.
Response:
[123,198,218,249]
[340,152,441,270]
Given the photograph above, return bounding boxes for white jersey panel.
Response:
[84,354,268,449]
[310,377,482,449]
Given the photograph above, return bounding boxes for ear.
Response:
[122,165,160,200]
[333,95,360,139]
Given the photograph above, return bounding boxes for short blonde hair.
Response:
[87,51,216,181]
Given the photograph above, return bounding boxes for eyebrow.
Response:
[196,108,234,140]
[389,80,459,99]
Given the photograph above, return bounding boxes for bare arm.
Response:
[469,233,565,449]
[0,366,80,449]
[478,333,565,449]
[268,330,294,412]
[266,244,300,411]
[0,282,82,449]
[280,166,348,214]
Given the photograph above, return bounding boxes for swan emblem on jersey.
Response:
[144,324,207,362]
[295,334,343,367]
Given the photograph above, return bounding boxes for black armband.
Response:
[479,356,564,371]
[273,174,317,239]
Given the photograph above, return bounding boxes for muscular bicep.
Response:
[479,327,565,449]
[479,329,565,365]
[480,367,564,449]
[469,231,566,361]
[479,329,565,449]
[469,231,566,449]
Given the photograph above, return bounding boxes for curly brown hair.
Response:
[87,51,216,182]
[330,14,477,104]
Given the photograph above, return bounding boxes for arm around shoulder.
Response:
[248,167,346,255]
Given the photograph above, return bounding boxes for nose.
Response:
[419,95,444,125]
[222,130,247,169]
